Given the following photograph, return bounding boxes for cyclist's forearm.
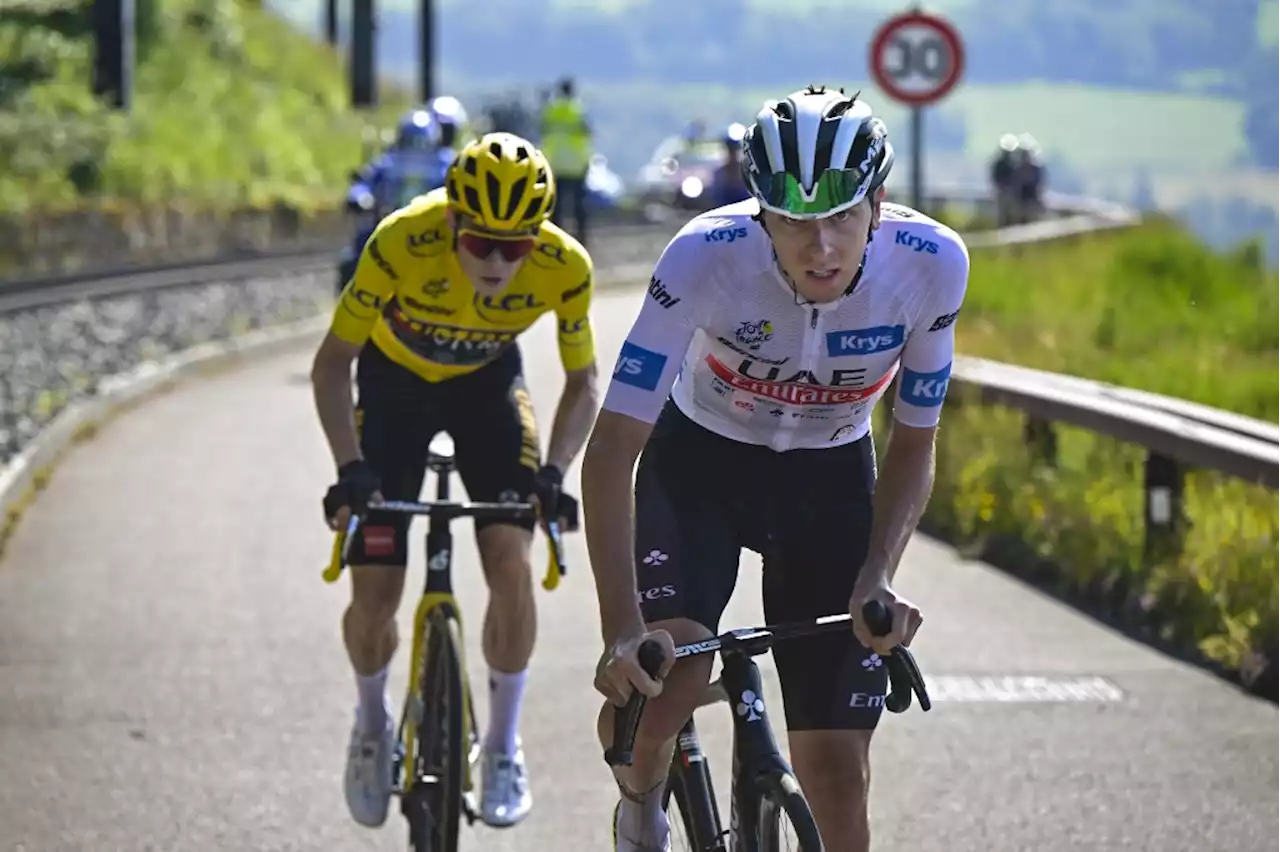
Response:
[582,437,645,642]
[545,373,599,472]
[861,429,936,585]
[312,364,362,468]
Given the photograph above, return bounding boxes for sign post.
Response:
[868,8,965,212]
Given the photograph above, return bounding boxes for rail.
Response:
[937,358,1278,562]
[0,219,667,312]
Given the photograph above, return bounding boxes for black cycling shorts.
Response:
[347,343,541,566]
[634,401,887,732]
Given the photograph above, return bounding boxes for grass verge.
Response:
[0,0,409,215]
[889,219,1279,697]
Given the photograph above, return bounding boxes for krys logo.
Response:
[705,226,749,244]
[899,364,952,407]
[894,230,938,254]
[734,319,773,350]
[826,325,904,356]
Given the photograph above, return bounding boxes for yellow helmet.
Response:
[446,132,556,231]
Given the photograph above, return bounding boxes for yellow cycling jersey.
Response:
[330,188,596,382]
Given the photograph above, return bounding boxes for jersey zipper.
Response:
[776,306,826,451]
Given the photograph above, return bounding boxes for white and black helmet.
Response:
[741,85,894,219]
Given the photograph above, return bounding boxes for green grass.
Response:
[0,0,411,214]
[957,218,1279,421]
[898,220,1280,682]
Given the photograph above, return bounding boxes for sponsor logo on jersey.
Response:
[613,342,668,391]
[826,325,905,356]
[706,355,896,406]
[367,238,400,280]
[928,310,959,332]
[559,316,588,335]
[899,363,952,407]
[478,292,546,312]
[532,242,567,265]
[405,227,446,257]
[894,230,939,254]
[647,276,681,309]
[401,294,455,316]
[705,226,749,244]
[717,337,788,365]
[386,305,519,366]
[734,319,773,350]
[561,278,590,303]
[831,424,857,442]
[421,278,449,297]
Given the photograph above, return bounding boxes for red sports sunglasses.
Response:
[457,228,536,262]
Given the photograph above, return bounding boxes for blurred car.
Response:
[634,134,731,216]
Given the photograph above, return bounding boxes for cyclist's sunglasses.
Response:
[456,227,537,262]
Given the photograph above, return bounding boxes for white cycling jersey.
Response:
[602,199,970,451]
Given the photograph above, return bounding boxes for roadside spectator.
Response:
[540,76,594,245]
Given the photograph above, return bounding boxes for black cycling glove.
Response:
[532,464,564,519]
[323,459,381,521]
[532,464,581,532]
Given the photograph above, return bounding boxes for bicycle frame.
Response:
[321,437,573,843]
[608,610,931,851]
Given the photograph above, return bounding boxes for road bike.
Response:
[323,433,574,852]
[606,603,932,851]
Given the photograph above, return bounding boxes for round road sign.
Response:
[869,11,965,108]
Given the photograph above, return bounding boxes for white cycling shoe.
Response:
[480,740,533,827]
[612,801,672,852]
[344,720,396,828]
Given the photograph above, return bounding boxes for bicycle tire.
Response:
[665,756,727,852]
[406,611,466,852]
[754,771,823,852]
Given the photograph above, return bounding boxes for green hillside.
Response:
[0,0,409,214]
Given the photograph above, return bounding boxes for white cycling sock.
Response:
[355,666,392,735]
[484,668,528,755]
[615,778,669,850]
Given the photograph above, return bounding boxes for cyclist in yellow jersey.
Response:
[311,132,600,831]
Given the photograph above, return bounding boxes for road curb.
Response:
[0,315,330,559]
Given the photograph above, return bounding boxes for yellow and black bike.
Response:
[323,434,574,852]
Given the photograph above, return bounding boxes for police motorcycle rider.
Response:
[338,108,457,292]
[583,85,970,852]
[706,122,752,208]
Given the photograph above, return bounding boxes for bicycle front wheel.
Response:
[406,612,466,852]
[755,771,823,852]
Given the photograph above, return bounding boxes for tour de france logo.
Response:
[734,319,773,351]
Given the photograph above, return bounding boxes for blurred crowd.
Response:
[338,84,1051,278]
[990,132,1046,226]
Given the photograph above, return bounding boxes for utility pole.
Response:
[91,0,135,111]
[351,0,377,107]
[418,0,434,102]
[323,0,338,45]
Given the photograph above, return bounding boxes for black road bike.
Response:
[606,603,932,851]
[323,434,576,852]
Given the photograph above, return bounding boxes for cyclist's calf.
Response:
[476,524,537,672]
[598,617,713,792]
[344,564,407,674]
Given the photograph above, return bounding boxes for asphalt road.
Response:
[1,286,1276,852]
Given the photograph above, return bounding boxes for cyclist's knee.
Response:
[789,729,872,803]
[633,617,714,749]
[347,564,405,626]
[476,524,533,594]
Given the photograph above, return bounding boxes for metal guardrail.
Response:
[944,357,1278,563]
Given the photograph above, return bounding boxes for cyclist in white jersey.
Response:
[581,85,970,852]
